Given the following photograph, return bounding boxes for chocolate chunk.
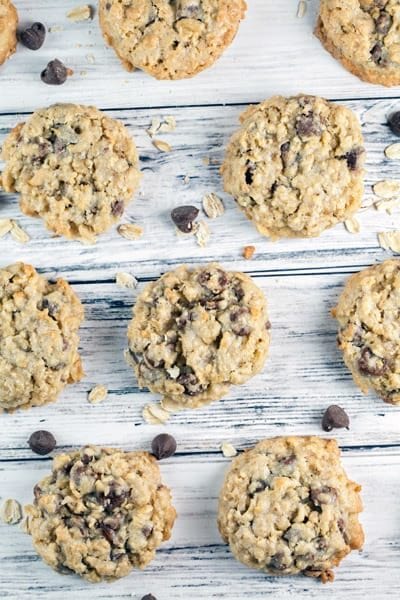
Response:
[39,298,59,317]
[310,486,337,506]
[371,42,384,65]
[321,405,350,432]
[375,11,392,34]
[280,141,290,166]
[388,111,400,136]
[344,147,363,171]
[177,369,203,395]
[104,487,128,512]
[268,553,287,571]
[151,433,177,460]
[295,113,322,138]
[100,523,118,545]
[141,595,157,600]
[28,430,56,455]
[358,346,389,376]
[41,59,68,85]
[111,200,124,216]
[176,1,202,20]
[171,205,199,233]
[19,23,46,50]
[245,161,255,185]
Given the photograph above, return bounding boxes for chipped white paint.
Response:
[1,1,400,599]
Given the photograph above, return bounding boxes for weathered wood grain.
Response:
[1,448,399,600]
[1,1,400,114]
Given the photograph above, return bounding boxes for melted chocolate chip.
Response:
[151,433,177,460]
[111,200,124,216]
[310,486,337,506]
[245,161,255,185]
[268,552,287,571]
[171,205,199,233]
[371,42,384,65]
[344,147,363,171]
[41,59,68,85]
[295,113,322,138]
[19,23,46,50]
[375,11,392,34]
[28,430,56,455]
[358,346,389,376]
[321,405,350,432]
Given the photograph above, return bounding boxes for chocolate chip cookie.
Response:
[99,0,247,80]
[333,259,400,405]
[316,0,400,86]
[222,95,365,240]
[0,0,17,66]
[1,104,141,242]
[218,436,364,583]
[25,445,176,582]
[126,263,270,410]
[0,262,84,412]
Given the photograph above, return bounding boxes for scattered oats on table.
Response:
[344,217,360,234]
[378,231,400,253]
[297,1,307,19]
[67,5,93,22]
[10,220,30,243]
[88,384,108,404]
[142,403,171,425]
[86,53,96,64]
[0,499,23,525]
[203,193,225,219]
[0,218,12,238]
[385,143,400,159]
[117,223,143,240]
[221,442,238,458]
[373,180,400,199]
[152,139,172,153]
[116,272,138,289]
[194,220,210,247]
[243,245,256,259]
[374,199,400,214]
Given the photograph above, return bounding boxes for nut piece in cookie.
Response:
[222,95,365,240]
[98,0,247,80]
[316,0,400,87]
[126,263,270,410]
[0,0,17,66]
[0,103,141,242]
[333,259,400,405]
[0,262,84,412]
[25,446,176,582]
[218,436,364,582]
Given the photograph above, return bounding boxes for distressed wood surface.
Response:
[1,1,400,599]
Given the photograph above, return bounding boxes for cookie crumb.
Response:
[0,499,23,525]
[0,218,12,238]
[152,139,172,153]
[67,5,94,22]
[194,221,210,247]
[48,25,64,33]
[296,0,307,18]
[243,245,256,259]
[203,193,225,219]
[142,403,171,425]
[88,384,108,404]
[117,223,143,240]
[378,231,400,253]
[221,442,238,458]
[116,272,138,289]
[86,53,96,64]
[10,220,30,243]
[344,217,360,234]
[183,175,190,185]
[373,180,400,198]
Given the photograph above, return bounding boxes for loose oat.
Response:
[67,5,93,22]
[88,384,108,404]
[243,245,256,259]
[203,193,225,219]
[374,198,400,214]
[152,139,172,153]
[183,175,190,185]
[297,0,307,18]
[86,53,96,64]
[147,117,161,138]
[384,142,400,159]
[194,220,210,247]
[0,498,23,525]
[142,403,171,425]
[10,220,30,243]
[158,116,176,133]
[378,231,400,253]
[0,218,12,238]
[373,180,400,198]
[117,223,143,240]
[221,442,238,458]
[344,217,360,234]
[116,272,138,289]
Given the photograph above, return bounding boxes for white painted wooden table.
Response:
[1,1,400,598]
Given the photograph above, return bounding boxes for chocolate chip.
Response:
[176,2,202,20]
[388,111,400,136]
[111,200,124,216]
[28,430,56,455]
[321,405,350,432]
[268,552,287,571]
[141,595,157,600]
[280,141,290,166]
[151,433,177,460]
[375,11,392,34]
[245,161,255,185]
[39,298,59,317]
[41,59,68,85]
[358,346,389,376]
[371,42,384,65]
[19,23,46,50]
[171,205,199,233]
[310,486,337,506]
[295,113,322,138]
[344,147,363,171]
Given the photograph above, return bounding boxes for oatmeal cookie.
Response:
[222,95,365,240]
[1,103,141,242]
[25,445,176,582]
[0,262,84,412]
[218,436,364,583]
[0,0,17,66]
[126,263,270,410]
[316,0,400,87]
[99,0,247,80]
[333,259,400,404]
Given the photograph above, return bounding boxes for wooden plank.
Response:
[1,1,400,113]
[1,448,399,599]
[2,97,400,280]
[1,272,400,460]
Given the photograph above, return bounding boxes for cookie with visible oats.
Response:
[218,436,364,583]
[99,0,247,80]
[0,262,84,412]
[126,263,270,410]
[1,103,141,242]
[0,0,17,66]
[316,0,400,87]
[25,445,176,582]
[333,259,400,405]
[222,95,365,240]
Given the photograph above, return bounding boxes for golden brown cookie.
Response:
[0,0,17,66]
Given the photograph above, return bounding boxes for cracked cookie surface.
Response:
[218,436,364,583]
[0,0,17,66]
[99,0,247,80]
[222,95,365,240]
[316,0,400,86]
[333,259,400,404]
[126,263,270,410]
[1,103,141,242]
[0,262,84,412]
[25,445,176,582]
